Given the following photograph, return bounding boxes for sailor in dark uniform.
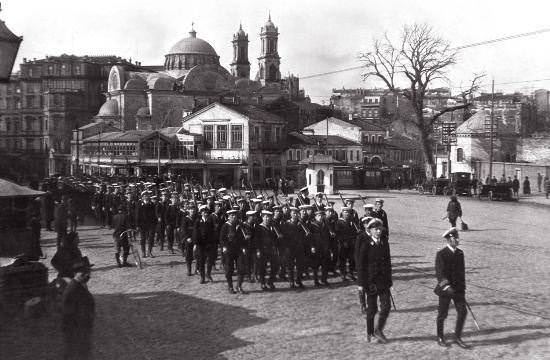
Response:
[356,218,393,344]
[435,227,470,349]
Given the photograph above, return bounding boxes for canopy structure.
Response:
[0,179,45,198]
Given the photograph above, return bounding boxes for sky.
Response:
[3,0,550,103]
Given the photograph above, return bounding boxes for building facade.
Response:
[0,54,139,179]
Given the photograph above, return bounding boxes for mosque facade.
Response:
[93,16,301,132]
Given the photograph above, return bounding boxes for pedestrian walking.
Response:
[544,176,550,199]
[512,176,520,198]
[112,206,131,267]
[54,195,69,249]
[61,257,95,360]
[434,227,470,349]
[356,218,393,344]
[445,196,462,228]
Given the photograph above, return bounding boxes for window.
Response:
[288,149,293,160]
[264,125,272,143]
[204,125,213,149]
[457,148,464,162]
[297,150,302,161]
[230,125,242,149]
[356,150,360,162]
[308,174,311,185]
[75,65,81,75]
[216,125,227,149]
[47,65,54,75]
[275,127,281,143]
[306,150,310,158]
[252,125,260,142]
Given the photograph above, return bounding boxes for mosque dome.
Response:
[164,28,220,71]
[98,99,119,116]
[167,29,218,57]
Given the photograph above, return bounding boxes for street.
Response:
[2,191,550,360]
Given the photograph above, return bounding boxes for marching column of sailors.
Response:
[92,183,390,293]
[90,180,473,348]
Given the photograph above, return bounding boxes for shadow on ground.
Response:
[0,290,268,360]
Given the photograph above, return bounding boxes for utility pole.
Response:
[489,79,494,180]
[75,122,79,177]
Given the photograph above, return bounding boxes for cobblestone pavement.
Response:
[2,191,549,360]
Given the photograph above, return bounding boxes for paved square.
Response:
[2,191,549,360]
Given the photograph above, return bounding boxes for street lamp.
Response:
[0,4,23,82]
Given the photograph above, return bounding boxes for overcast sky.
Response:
[3,0,550,103]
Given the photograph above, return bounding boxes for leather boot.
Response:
[115,253,121,267]
[122,254,132,267]
[437,320,448,347]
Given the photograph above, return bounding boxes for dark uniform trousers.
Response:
[255,224,278,286]
[356,233,393,335]
[112,213,129,262]
[138,202,157,254]
[435,246,467,338]
[309,221,331,283]
[281,221,306,286]
[337,220,357,278]
[220,222,246,289]
[165,204,178,252]
[193,217,217,280]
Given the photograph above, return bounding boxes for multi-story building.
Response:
[472,92,536,136]
[330,88,397,122]
[75,102,287,187]
[0,54,139,178]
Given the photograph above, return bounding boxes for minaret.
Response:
[230,23,250,79]
[257,13,280,84]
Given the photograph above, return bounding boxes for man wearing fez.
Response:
[435,228,470,349]
[61,257,95,360]
[356,218,393,344]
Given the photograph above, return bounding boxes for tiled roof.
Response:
[288,131,361,146]
[385,136,422,150]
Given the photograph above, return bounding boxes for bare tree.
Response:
[360,23,482,178]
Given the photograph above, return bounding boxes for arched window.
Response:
[457,148,464,162]
[317,169,325,185]
[288,149,293,160]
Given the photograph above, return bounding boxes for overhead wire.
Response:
[300,27,550,80]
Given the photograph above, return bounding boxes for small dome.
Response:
[124,78,147,90]
[148,76,174,90]
[98,99,119,116]
[136,107,150,117]
[167,29,218,56]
